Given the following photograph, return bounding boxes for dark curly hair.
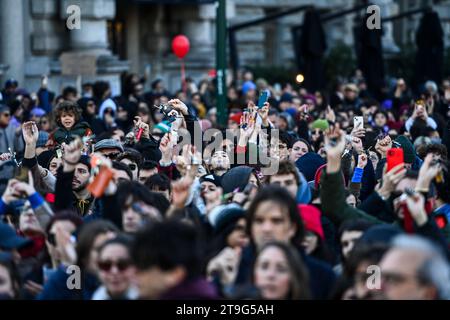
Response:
[54,101,81,126]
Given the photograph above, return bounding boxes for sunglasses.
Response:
[104,153,120,159]
[97,259,131,272]
[2,113,10,117]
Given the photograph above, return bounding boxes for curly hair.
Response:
[54,101,81,126]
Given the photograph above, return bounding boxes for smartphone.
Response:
[257,90,269,109]
[386,148,404,172]
[353,116,364,130]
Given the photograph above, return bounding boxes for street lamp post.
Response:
[216,0,227,126]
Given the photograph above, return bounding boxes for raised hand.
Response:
[376,163,406,199]
[238,110,257,146]
[405,190,428,227]
[357,153,368,169]
[324,124,346,159]
[12,170,36,197]
[325,105,336,123]
[22,121,39,146]
[375,135,392,158]
[62,138,83,171]
[133,116,150,140]
[1,179,20,204]
[159,133,172,164]
[206,247,242,286]
[416,153,442,192]
[171,177,192,209]
[257,102,270,127]
[168,98,189,116]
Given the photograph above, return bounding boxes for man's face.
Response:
[0,111,11,126]
[270,174,298,198]
[251,200,296,249]
[122,199,162,233]
[113,169,131,185]
[210,151,230,172]
[380,248,436,300]
[72,163,90,191]
[120,158,138,180]
[393,177,417,217]
[19,203,42,233]
[341,230,363,258]
[138,168,158,184]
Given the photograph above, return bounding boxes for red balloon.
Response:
[172,35,190,59]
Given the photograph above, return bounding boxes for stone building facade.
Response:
[1,0,450,94]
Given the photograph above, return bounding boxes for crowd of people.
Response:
[0,69,449,300]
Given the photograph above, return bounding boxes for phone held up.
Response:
[353,116,364,130]
[257,90,269,109]
[386,148,404,172]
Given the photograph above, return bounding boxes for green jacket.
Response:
[320,170,450,247]
[320,171,381,227]
[53,121,92,145]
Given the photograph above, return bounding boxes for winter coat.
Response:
[52,121,92,145]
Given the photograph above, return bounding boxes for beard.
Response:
[72,180,89,192]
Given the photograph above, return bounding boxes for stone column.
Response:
[0,0,25,84]
[60,0,116,55]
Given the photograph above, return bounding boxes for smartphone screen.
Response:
[257,90,268,109]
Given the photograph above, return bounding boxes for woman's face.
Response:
[226,218,249,248]
[49,157,63,176]
[200,181,222,203]
[290,141,308,162]
[98,243,134,298]
[254,246,291,300]
[0,265,14,298]
[374,113,387,127]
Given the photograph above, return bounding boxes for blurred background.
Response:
[1,0,450,95]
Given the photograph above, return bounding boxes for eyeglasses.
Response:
[128,163,137,171]
[97,259,131,272]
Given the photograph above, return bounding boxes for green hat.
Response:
[154,121,171,134]
[311,119,329,131]
[394,135,415,164]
